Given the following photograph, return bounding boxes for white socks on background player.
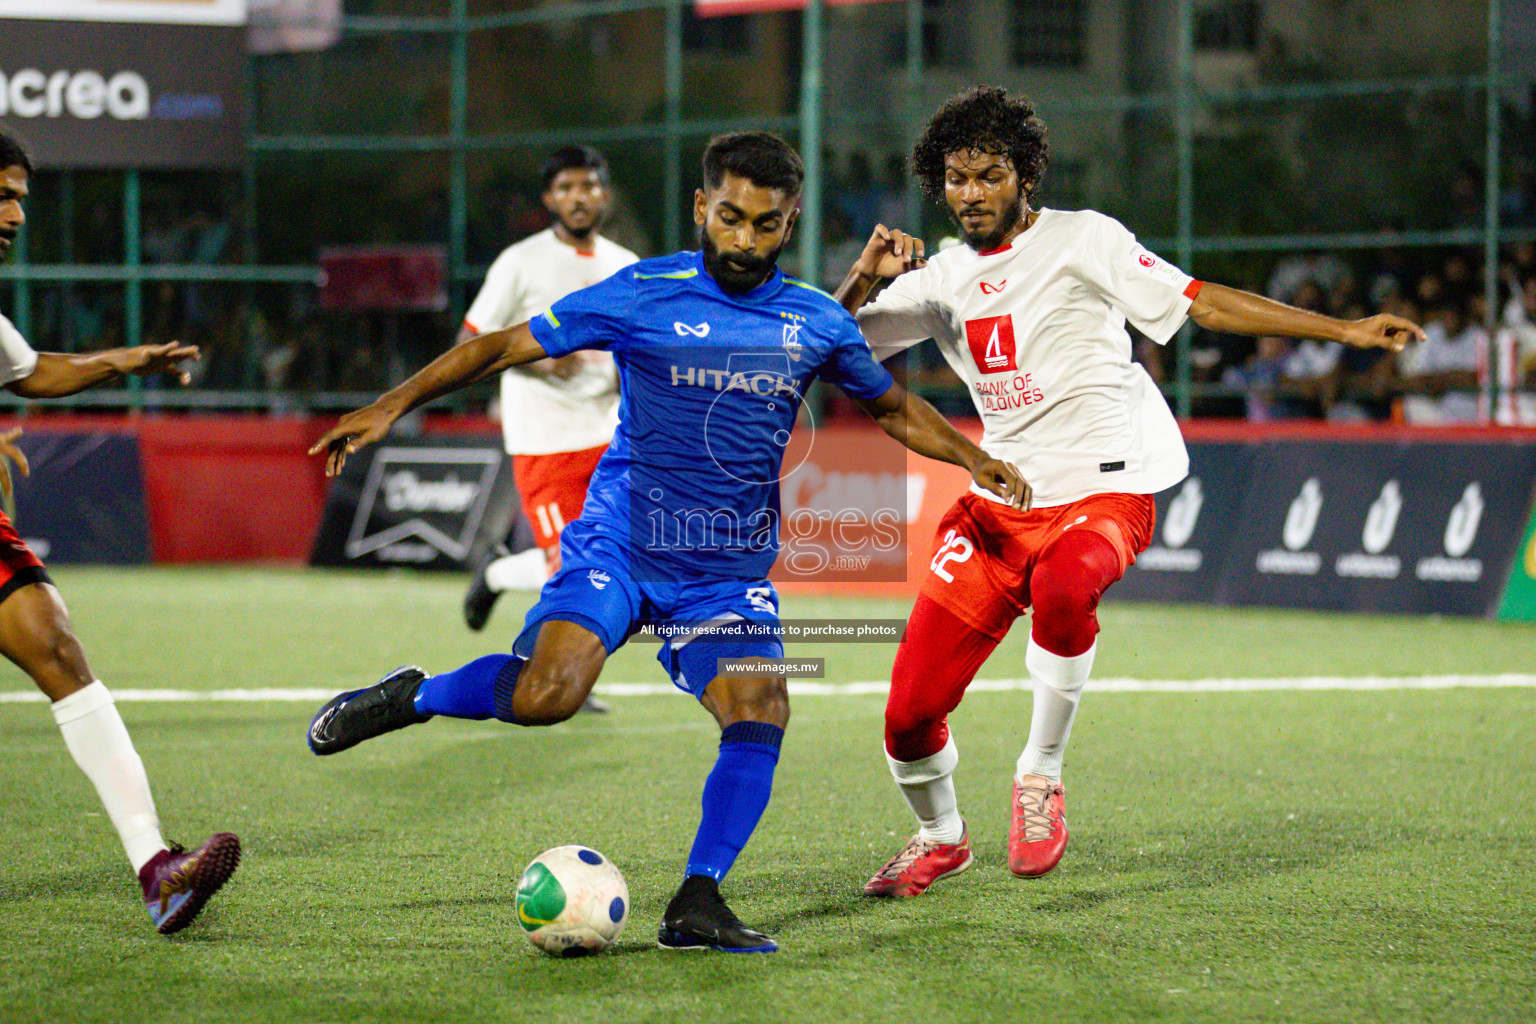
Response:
[1016,637,1095,782]
[484,549,549,593]
[51,681,166,873]
[887,735,965,845]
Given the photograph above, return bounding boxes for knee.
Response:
[717,677,790,729]
[883,697,939,751]
[1030,572,1094,626]
[1031,548,1106,623]
[883,655,955,755]
[35,623,91,686]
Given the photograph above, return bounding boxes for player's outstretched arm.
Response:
[309,320,550,477]
[5,343,200,399]
[1189,283,1425,351]
[854,381,1030,509]
[833,224,927,315]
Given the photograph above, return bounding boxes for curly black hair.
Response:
[911,86,1048,203]
[0,129,32,177]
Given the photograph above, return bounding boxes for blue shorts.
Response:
[511,523,784,698]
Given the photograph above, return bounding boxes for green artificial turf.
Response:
[0,567,1531,1023]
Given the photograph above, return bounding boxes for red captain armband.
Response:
[1183,280,1204,300]
[462,319,480,336]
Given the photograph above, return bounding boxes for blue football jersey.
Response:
[528,250,894,581]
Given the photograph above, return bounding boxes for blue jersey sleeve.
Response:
[526,268,636,357]
[819,316,895,401]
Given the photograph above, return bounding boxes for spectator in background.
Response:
[1272,280,1343,418]
[1441,249,1475,299]
[1222,335,1297,421]
[1505,274,1536,389]
[1265,249,1350,304]
[263,314,321,392]
[1449,165,1483,230]
[1398,293,1485,424]
[1332,294,1394,422]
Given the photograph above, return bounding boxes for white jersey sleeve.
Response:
[463,247,525,334]
[1080,213,1198,344]
[855,266,955,363]
[0,313,39,386]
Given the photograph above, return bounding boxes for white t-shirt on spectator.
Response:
[1399,321,1486,424]
[0,313,39,386]
[856,208,1196,507]
[463,229,639,455]
[1283,339,1342,380]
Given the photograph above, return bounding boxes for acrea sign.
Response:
[0,67,151,120]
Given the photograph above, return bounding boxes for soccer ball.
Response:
[515,845,630,957]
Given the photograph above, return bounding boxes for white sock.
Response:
[484,549,549,593]
[51,681,166,873]
[887,734,965,845]
[1016,637,1095,783]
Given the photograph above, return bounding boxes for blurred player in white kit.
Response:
[459,146,638,715]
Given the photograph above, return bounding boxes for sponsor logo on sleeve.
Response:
[1133,249,1187,287]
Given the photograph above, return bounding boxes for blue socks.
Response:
[412,654,525,722]
[685,721,785,882]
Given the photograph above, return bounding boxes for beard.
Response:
[955,193,1024,252]
[558,211,597,240]
[700,227,783,295]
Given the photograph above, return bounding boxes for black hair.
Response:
[0,129,33,177]
[541,145,609,190]
[911,86,1048,202]
[701,131,804,196]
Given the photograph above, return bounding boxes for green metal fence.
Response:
[0,0,1530,414]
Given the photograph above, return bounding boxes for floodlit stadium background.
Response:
[2,1,1533,413]
[1,0,1535,618]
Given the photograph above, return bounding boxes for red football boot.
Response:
[1009,775,1067,877]
[863,828,972,897]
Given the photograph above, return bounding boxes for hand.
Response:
[1341,314,1425,352]
[112,342,201,385]
[307,402,401,477]
[970,457,1031,510]
[855,224,927,281]
[0,427,28,499]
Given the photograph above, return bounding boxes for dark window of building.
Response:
[1195,1,1261,52]
[1042,159,1086,209]
[887,0,969,69]
[1010,0,1086,69]
[683,10,751,55]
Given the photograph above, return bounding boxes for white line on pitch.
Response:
[1,674,1533,704]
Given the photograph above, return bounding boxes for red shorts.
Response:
[920,490,1156,641]
[0,510,50,606]
[512,443,608,553]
